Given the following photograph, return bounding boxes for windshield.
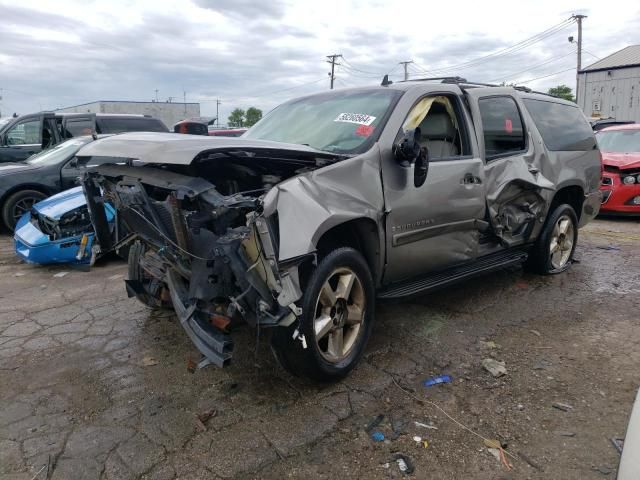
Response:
[244,89,402,154]
[597,129,640,153]
[25,138,91,166]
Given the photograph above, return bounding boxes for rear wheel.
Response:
[526,204,578,274]
[2,189,47,231]
[128,241,172,309]
[271,247,375,381]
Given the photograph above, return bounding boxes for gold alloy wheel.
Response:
[549,214,575,269]
[313,267,366,363]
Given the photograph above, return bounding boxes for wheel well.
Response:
[315,218,381,284]
[551,185,584,220]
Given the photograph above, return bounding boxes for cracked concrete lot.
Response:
[1,217,639,479]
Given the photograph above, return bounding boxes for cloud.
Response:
[0,0,638,122]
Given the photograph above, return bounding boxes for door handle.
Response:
[461,173,482,185]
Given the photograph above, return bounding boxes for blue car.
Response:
[14,186,116,265]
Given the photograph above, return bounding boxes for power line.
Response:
[411,17,575,75]
[515,67,576,84]
[487,49,576,83]
[200,77,327,105]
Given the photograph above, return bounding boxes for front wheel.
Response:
[526,204,578,274]
[2,189,47,231]
[271,247,375,381]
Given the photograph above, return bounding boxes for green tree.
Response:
[547,85,575,102]
[228,108,246,127]
[245,107,263,127]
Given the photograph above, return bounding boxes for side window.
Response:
[403,95,470,160]
[478,96,526,159]
[64,119,93,138]
[522,99,596,151]
[6,119,41,145]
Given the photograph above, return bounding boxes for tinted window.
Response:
[6,119,41,145]
[523,99,596,151]
[478,96,526,159]
[96,117,168,134]
[64,118,93,137]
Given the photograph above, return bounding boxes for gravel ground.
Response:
[0,217,638,480]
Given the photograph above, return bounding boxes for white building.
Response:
[577,45,640,122]
[57,100,200,130]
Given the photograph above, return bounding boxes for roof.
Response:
[57,100,200,110]
[581,45,640,73]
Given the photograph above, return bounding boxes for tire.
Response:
[2,189,47,231]
[271,247,375,381]
[526,204,578,275]
[128,241,171,309]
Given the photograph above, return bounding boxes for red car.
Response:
[597,124,640,215]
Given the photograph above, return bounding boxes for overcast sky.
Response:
[0,0,638,124]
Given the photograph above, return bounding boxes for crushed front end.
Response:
[83,164,304,368]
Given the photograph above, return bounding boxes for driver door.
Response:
[381,93,487,284]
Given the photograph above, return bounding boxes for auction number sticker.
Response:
[334,113,376,126]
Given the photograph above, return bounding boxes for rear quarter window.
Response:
[523,99,596,151]
[96,117,168,134]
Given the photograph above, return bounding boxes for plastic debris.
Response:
[412,435,422,443]
[423,374,452,387]
[13,272,26,277]
[371,431,385,442]
[482,358,507,377]
[53,271,69,278]
[414,421,438,430]
[365,414,385,433]
[393,454,414,475]
[530,329,542,337]
[487,447,501,462]
[552,402,573,412]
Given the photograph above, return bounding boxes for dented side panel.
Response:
[263,148,386,262]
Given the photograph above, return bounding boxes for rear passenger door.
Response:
[464,88,554,247]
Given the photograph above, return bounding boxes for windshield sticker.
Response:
[334,113,376,126]
[355,125,374,137]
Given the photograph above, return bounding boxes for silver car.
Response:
[82,78,602,380]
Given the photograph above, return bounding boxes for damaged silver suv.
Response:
[82,78,602,380]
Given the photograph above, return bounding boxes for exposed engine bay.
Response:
[34,205,94,241]
[84,149,339,368]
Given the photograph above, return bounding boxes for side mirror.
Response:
[68,158,79,169]
[393,128,422,166]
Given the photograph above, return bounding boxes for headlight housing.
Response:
[623,175,636,185]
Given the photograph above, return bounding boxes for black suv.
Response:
[0,112,168,163]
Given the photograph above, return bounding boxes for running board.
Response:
[378,250,528,300]
[166,271,233,368]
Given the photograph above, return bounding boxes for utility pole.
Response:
[572,14,587,105]
[216,99,221,127]
[154,89,159,102]
[326,54,342,89]
[399,61,413,81]
[183,90,187,116]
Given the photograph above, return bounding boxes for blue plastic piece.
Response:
[423,374,452,387]
[371,431,385,442]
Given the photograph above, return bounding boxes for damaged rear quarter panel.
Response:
[262,146,385,262]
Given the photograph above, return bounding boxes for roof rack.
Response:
[388,75,559,99]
